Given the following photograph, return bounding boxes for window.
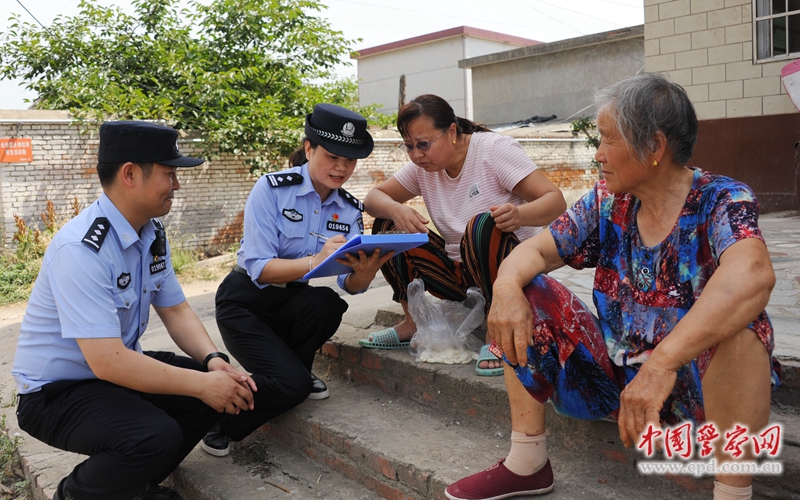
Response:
[755,0,800,61]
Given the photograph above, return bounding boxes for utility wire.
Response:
[327,0,586,37]
[15,0,50,33]
[514,0,585,36]
[528,0,630,28]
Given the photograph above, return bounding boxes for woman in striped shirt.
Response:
[361,94,566,376]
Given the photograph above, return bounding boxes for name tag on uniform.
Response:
[326,221,350,233]
[150,259,167,274]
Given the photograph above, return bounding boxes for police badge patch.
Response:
[117,273,131,289]
[282,208,303,222]
[326,220,350,233]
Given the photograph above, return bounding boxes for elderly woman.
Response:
[445,73,778,500]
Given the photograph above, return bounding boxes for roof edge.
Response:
[459,25,644,68]
[352,26,541,59]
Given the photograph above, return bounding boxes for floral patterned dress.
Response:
[507,168,775,424]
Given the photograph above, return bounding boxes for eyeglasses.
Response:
[397,130,446,153]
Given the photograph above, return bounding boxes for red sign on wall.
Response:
[0,138,33,163]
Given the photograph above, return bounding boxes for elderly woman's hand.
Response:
[490,203,522,233]
[618,357,678,448]
[489,279,533,366]
[391,204,430,234]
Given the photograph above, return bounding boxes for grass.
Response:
[0,199,238,306]
[0,409,30,500]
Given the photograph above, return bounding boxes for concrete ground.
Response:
[0,210,797,499]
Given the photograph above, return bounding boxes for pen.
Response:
[310,231,328,241]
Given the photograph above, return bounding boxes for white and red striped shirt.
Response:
[394,132,543,261]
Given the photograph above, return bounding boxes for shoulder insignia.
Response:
[338,188,364,212]
[266,172,304,188]
[82,217,110,252]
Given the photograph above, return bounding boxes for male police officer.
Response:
[12,121,256,500]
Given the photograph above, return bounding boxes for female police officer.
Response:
[202,104,393,456]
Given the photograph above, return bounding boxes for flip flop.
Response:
[475,344,504,376]
[358,328,410,350]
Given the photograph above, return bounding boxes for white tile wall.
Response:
[646,0,799,119]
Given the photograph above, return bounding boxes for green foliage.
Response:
[0,414,21,478]
[0,257,40,307]
[0,197,238,304]
[0,0,359,175]
[307,76,397,129]
[571,116,600,173]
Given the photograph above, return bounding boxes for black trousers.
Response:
[215,270,347,441]
[16,351,221,500]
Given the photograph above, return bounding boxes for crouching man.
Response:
[12,121,256,500]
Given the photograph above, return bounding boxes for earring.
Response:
[452,140,457,145]
[652,160,659,167]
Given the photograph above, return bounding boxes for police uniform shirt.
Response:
[237,163,364,291]
[12,194,186,394]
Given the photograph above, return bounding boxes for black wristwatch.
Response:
[202,351,230,371]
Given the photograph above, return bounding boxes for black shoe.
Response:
[307,372,330,400]
[201,424,230,457]
[139,483,179,500]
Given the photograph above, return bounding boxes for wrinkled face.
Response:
[402,116,455,173]
[594,112,648,194]
[139,163,180,218]
[305,142,357,199]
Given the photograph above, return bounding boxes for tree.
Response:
[0,0,362,173]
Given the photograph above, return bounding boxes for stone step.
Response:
[258,377,710,500]
[169,429,382,499]
[281,319,800,500]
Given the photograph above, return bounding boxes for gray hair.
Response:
[595,73,698,165]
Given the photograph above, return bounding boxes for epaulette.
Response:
[338,188,364,211]
[82,217,110,252]
[266,172,303,188]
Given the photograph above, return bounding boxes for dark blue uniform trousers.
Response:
[16,351,220,500]
[214,270,347,441]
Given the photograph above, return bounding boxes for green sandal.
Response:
[358,328,410,350]
[475,344,504,376]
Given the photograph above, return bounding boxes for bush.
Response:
[0,257,40,307]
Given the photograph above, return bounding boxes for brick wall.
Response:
[644,0,797,119]
[0,122,596,252]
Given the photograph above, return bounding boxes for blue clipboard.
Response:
[303,233,429,279]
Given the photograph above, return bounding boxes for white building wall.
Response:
[644,0,797,119]
[357,37,527,117]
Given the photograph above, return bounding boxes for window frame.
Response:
[753,0,800,62]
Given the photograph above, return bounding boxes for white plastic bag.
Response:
[407,279,484,364]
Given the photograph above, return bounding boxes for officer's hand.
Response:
[203,371,255,414]
[313,235,347,266]
[207,357,258,393]
[338,248,395,279]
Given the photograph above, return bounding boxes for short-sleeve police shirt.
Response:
[237,163,364,291]
[12,194,185,394]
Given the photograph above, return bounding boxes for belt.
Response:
[232,265,307,288]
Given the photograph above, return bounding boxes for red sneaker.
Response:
[445,458,554,500]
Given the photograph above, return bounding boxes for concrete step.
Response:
[258,377,710,500]
[269,318,800,500]
[169,429,382,499]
